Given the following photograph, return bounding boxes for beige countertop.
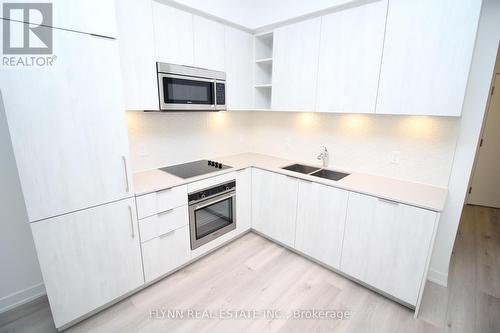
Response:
[133,152,448,212]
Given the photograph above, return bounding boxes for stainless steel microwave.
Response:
[157,62,226,111]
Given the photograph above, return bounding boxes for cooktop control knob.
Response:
[207,160,211,165]
[218,164,222,169]
[214,162,219,168]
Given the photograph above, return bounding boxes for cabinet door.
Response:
[316,0,387,113]
[376,0,481,116]
[0,23,133,222]
[142,225,190,283]
[152,3,194,66]
[30,198,144,328]
[272,18,321,111]
[193,15,225,71]
[341,192,437,305]
[1,0,117,38]
[251,169,298,247]
[236,168,252,234]
[115,0,158,111]
[225,27,254,110]
[295,180,348,269]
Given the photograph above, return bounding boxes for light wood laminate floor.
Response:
[1,205,499,333]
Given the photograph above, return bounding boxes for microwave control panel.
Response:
[216,82,225,105]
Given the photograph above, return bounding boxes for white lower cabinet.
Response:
[251,169,298,247]
[30,198,144,328]
[142,225,191,283]
[340,192,437,306]
[236,168,252,234]
[295,180,348,269]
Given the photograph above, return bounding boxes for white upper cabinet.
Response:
[0,23,133,222]
[30,198,144,328]
[316,0,387,113]
[376,0,482,116]
[341,192,437,306]
[271,18,321,111]
[193,16,226,71]
[152,2,194,66]
[0,0,117,38]
[116,0,158,111]
[225,27,254,109]
[295,180,348,269]
[251,169,298,247]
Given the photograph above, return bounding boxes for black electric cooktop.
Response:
[159,160,231,179]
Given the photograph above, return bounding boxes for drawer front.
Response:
[142,225,190,283]
[139,205,188,242]
[136,185,187,219]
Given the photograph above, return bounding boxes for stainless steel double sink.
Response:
[282,163,350,181]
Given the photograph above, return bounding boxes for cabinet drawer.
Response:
[139,205,188,242]
[142,225,190,283]
[136,185,187,219]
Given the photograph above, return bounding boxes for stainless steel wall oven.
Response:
[188,180,236,249]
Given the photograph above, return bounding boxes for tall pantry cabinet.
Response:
[0,18,143,328]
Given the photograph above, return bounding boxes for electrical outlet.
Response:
[390,151,400,165]
[139,144,148,157]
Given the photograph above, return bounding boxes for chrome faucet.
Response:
[317,146,329,168]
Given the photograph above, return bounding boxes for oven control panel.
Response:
[188,180,236,203]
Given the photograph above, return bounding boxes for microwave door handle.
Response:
[213,80,217,109]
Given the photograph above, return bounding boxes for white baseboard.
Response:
[0,283,46,314]
[427,268,448,287]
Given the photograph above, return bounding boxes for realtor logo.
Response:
[2,3,56,67]
[2,3,53,54]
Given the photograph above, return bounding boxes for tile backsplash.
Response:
[127,111,459,187]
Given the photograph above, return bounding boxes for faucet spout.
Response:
[317,146,329,168]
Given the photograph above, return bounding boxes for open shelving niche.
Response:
[254,31,273,110]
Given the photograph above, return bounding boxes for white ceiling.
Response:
[168,0,355,30]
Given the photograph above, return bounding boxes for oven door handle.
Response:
[193,192,235,210]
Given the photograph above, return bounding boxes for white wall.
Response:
[249,112,459,187]
[127,111,459,188]
[126,111,254,171]
[166,0,356,30]
[0,92,44,313]
[428,0,500,286]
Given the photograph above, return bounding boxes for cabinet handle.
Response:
[158,208,174,215]
[159,229,175,239]
[128,205,135,238]
[122,156,130,193]
[378,198,399,205]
